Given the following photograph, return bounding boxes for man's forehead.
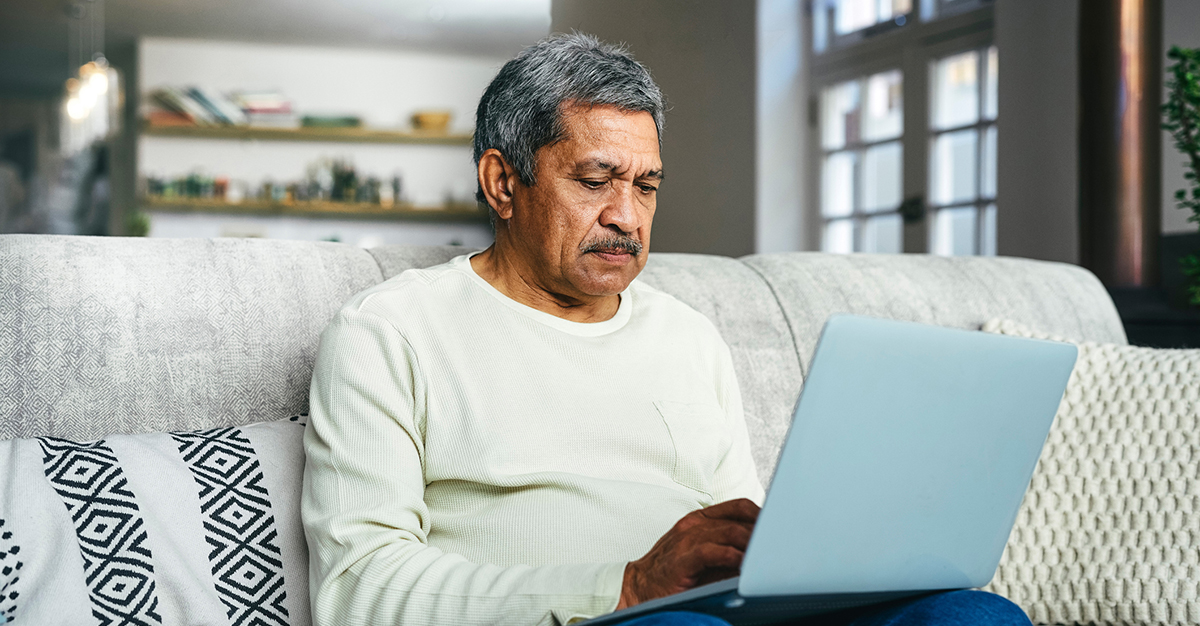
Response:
[548,105,662,176]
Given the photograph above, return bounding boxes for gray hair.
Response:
[472,32,665,211]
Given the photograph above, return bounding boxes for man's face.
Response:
[507,104,662,301]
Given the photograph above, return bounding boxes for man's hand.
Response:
[616,498,761,610]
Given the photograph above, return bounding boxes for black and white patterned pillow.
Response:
[0,415,311,626]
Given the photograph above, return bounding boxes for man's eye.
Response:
[637,184,658,194]
[580,180,605,189]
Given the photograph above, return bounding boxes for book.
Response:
[185,87,231,124]
[187,87,248,126]
[152,87,219,125]
[231,91,293,114]
[145,110,195,127]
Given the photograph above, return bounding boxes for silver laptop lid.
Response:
[739,314,1076,597]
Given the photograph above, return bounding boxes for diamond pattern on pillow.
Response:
[0,416,310,626]
[173,428,289,625]
[981,320,1200,626]
[37,438,162,625]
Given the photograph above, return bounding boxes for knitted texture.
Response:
[982,319,1200,626]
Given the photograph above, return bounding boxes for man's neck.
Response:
[469,246,622,323]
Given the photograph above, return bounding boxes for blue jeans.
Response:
[616,590,1031,626]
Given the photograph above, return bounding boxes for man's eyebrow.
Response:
[574,159,618,173]
[574,159,664,180]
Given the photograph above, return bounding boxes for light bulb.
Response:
[88,69,108,95]
[79,82,97,108]
[67,97,87,120]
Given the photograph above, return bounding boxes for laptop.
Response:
[583,314,1078,625]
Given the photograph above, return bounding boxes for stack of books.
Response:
[146,88,298,128]
[232,92,297,128]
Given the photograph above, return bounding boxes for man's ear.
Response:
[477,149,520,221]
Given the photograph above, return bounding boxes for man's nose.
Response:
[599,183,640,234]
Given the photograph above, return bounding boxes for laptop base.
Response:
[581,577,935,626]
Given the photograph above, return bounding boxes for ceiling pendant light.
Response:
[62,0,122,155]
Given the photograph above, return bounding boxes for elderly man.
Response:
[302,33,1030,626]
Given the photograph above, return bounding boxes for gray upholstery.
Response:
[1,235,1127,485]
[0,235,381,440]
[367,244,479,280]
[743,253,1127,376]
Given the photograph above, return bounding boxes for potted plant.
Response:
[1164,46,1200,305]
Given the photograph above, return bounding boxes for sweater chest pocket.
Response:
[653,400,732,499]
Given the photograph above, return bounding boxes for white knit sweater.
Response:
[302,254,765,626]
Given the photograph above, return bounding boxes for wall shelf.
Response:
[142,122,474,146]
[142,197,488,222]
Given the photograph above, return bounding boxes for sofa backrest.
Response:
[2,235,379,440]
[1,235,1125,482]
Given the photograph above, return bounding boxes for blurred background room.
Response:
[1,0,1199,343]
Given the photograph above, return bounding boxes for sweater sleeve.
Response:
[301,305,626,626]
[709,340,767,507]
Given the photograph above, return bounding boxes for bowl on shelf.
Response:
[410,110,452,134]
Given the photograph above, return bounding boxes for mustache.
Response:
[580,234,644,256]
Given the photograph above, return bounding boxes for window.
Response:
[819,70,904,253]
[929,46,998,256]
[813,0,913,53]
[835,0,912,36]
[809,0,995,256]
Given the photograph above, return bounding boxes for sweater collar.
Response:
[453,253,634,337]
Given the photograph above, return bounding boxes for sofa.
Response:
[1,233,1184,626]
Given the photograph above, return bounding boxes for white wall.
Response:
[138,37,509,245]
[756,0,807,254]
[1162,0,1200,235]
[140,37,503,134]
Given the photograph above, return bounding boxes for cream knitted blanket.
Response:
[983,320,1200,626]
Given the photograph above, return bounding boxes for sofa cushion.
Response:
[365,243,481,280]
[981,320,1200,626]
[0,416,311,626]
[0,235,383,441]
[742,253,1129,377]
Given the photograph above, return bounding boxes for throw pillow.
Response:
[981,320,1200,626]
[0,415,311,626]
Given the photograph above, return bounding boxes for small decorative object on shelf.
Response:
[139,196,486,222]
[330,160,357,202]
[301,115,363,128]
[231,90,297,128]
[140,155,483,222]
[411,110,452,133]
[143,157,404,206]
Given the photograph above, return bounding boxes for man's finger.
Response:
[692,542,746,571]
[697,498,761,524]
[682,518,754,551]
